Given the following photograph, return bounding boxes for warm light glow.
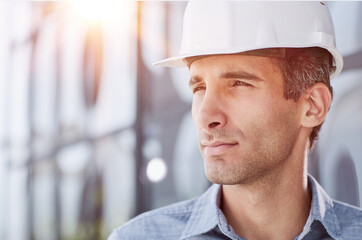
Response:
[70,0,130,24]
[146,158,167,183]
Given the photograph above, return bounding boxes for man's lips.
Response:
[201,141,238,157]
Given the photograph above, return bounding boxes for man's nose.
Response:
[196,90,227,130]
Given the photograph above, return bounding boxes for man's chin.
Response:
[206,177,241,185]
[205,170,244,185]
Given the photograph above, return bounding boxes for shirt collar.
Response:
[180,175,342,239]
[180,184,221,239]
[306,174,341,238]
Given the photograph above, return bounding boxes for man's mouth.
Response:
[201,141,238,157]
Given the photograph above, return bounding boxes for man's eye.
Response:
[192,86,206,94]
[234,80,252,87]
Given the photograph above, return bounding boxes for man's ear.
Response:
[301,83,332,128]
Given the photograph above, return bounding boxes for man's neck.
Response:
[220,160,311,240]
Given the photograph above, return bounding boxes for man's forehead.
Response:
[185,49,286,68]
[187,53,284,87]
[188,53,280,75]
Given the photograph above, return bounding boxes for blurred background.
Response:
[0,1,361,240]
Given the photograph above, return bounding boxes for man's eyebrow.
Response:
[188,71,262,87]
[189,75,203,87]
[220,71,263,81]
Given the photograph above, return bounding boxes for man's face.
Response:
[189,54,302,185]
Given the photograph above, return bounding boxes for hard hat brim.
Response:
[153,47,344,79]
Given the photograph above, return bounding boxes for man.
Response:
[109,2,362,239]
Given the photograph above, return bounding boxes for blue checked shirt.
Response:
[109,175,362,240]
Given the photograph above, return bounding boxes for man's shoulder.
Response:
[108,197,199,240]
[332,199,362,238]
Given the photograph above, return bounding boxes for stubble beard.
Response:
[204,152,287,186]
[202,125,298,186]
[198,105,299,186]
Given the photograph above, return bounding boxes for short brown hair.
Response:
[274,48,334,148]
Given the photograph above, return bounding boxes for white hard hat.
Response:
[154,1,343,79]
